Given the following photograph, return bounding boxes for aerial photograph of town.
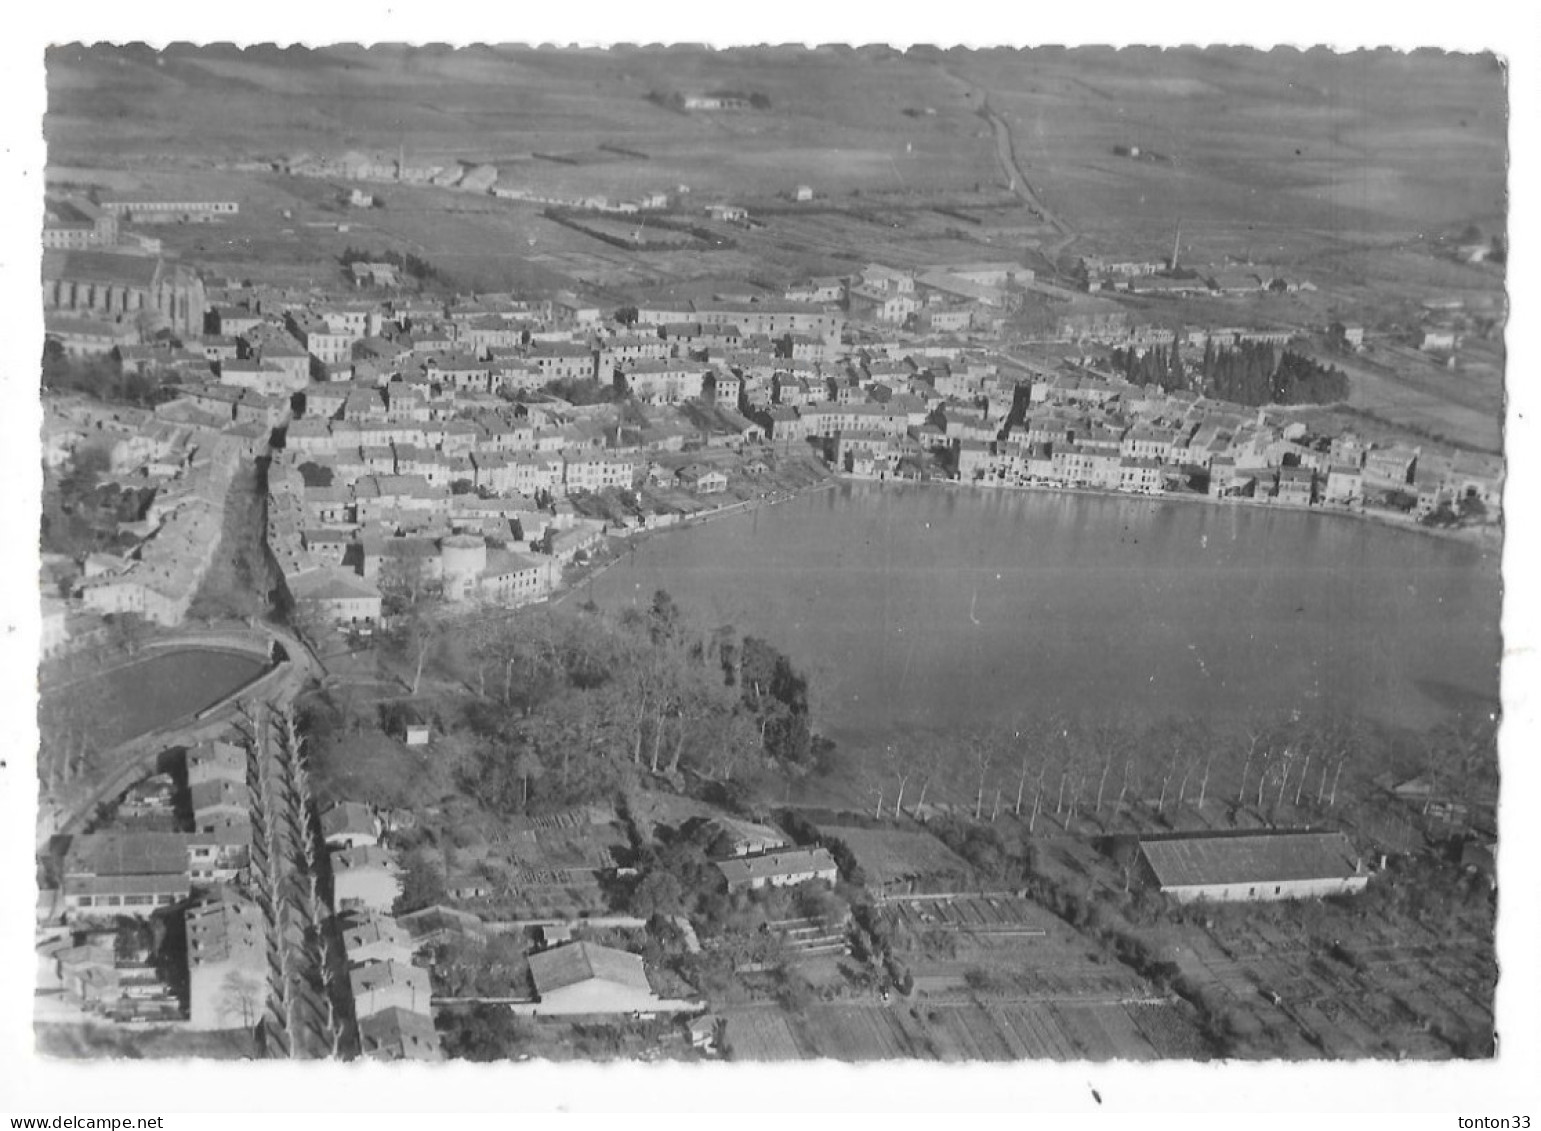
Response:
[9,12,1535,1115]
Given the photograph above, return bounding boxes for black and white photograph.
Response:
[3,2,1538,1119]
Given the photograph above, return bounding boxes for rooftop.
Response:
[715,847,837,886]
[529,941,651,997]
[1140,831,1363,889]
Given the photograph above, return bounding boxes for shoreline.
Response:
[550,475,839,606]
[546,457,1495,612]
[834,471,1500,550]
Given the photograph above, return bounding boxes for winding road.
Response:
[942,65,1079,259]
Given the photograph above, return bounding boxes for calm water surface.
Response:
[586,484,1502,749]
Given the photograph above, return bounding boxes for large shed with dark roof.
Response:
[527,940,660,1015]
[1137,831,1368,904]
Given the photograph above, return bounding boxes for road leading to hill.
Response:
[942,65,1077,256]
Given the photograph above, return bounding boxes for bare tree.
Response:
[1157,746,1178,814]
[1094,750,1113,815]
[1275,746,1295,811]
[1065,761,1085,834]
[1294,742,1312,808]
[219,968,264,1030]
[1196,743,1217,811]
[1237,726,1263,805]
[906,738,940,818]
[867,769,886,821]
[1013,735,1035,818]
[890,741,920,820]
[968,729,996,821]
[1254,742,1273,810]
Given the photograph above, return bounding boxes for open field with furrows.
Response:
[739,208,1053,275]
[944,48,1504,249]
[45,44,997,198]
[891,895,1155,999]
[47,47,1504,268]
[722,1009,806,1060]
[1334,354,1503,454]
[1159,904,1495,1060]
[1020,834,1497,1061]
[727,999,1185,1062]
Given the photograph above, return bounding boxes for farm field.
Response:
[949,49,1505,251]
[890,895,1154,1001]
[1161,899,1495,1060]
[45,44,994,197]
[724,999,1191,1062]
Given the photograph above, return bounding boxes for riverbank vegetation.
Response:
[450,591,837,814]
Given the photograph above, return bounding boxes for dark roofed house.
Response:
[527,941,661,1015]
[349,959,431,1018]
[396,905,484,949]
[359,1006,444,1061]
[321,801,380,850]
[189,779,249,831]
[187,736,249,788]
[1137,831,1368,904]
[65,832,189,878]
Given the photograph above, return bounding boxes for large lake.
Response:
[585,484,1502,749]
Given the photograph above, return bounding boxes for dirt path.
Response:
[939,64,1077,254]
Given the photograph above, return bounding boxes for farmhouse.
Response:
[527,941,661,1015]
[1137,831,1369,904]
[716,847,838,892]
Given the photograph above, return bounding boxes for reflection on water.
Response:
[588,484,1501,752]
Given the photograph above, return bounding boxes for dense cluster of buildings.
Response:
[37,740,442,1059]
[40,237,1501,650]
[38,739,253,1024]
[41,397,251,640]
